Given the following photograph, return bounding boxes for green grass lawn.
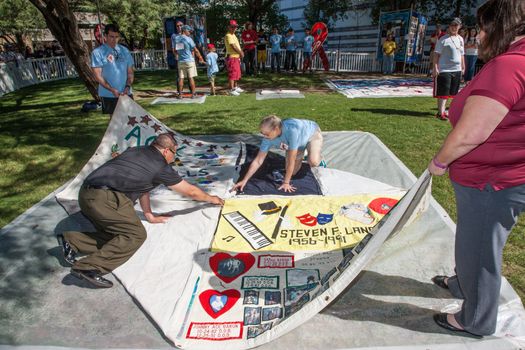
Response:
[1,70,523,300]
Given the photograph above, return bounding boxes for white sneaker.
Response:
[235,87,245,93]
[229,90,240,96]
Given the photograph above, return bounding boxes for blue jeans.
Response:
[464,55,477,82]
[271,52,281,72]
[383,55,394,74]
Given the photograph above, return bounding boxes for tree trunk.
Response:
[28,0,99,101]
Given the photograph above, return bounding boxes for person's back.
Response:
[84,145,180,202]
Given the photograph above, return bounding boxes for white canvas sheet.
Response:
[325,78,434,99]
[55,96,244,214]
[256,89,305,100]
[151,95,207,104]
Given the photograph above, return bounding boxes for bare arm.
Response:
[92,66,119,97]
[169,180,224,205]
[231,151,267,192]
[283,149,298,184]
[123,66,134,95]
[139,192,171,223]
[432,52,440,77]
[428,96,509,175]
[193,47,204,63]
[231,42,244,58]
[278,149,299,193]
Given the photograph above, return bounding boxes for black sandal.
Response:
[432,275,449,290]
[433,313,483,338]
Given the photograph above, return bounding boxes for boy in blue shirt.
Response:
[91,23,134,116]
[206,43,219,95]
[284,28,297,72]
[270,27,282,73]
[302,28,314,73]
[232,115,324,193]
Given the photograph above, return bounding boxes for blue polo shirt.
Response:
[303,35,314,53]
[285,34,296,51]
[175,34,196,62]
[270,34,282,53]
[260,119,319,152]
[91,43,134,98]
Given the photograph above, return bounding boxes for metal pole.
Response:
[96,0,102,26]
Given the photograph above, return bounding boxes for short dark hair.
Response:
[104,23,120,35]
[152,133,178,149]
[477,0,525,61]
[272,26,278,30]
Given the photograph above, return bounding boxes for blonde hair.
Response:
[260,115,282,131]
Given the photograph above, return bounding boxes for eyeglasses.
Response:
[167,147,177,155]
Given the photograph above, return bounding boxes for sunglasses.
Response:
[167,147,177,154]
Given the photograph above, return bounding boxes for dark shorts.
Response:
[101,95,133,114]
[434,71,462,98]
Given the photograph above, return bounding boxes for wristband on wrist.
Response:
[432,157,448,170]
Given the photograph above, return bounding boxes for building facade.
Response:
[276,1,481,53]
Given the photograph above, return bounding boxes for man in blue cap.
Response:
[174,24,204,98]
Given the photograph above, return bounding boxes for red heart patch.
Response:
[209,252,255,283]
[199,289,240,319]
[368,197,399,215]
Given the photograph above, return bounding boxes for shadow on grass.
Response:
[351,107,432,118]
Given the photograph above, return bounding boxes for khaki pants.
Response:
[291,129,323,175]
[64,187,146,274]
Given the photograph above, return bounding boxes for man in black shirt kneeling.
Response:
[59,133,224,288]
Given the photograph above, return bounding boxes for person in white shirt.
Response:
[432,17,465,120]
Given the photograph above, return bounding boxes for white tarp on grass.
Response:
[256,90,305,100]
[325,78,434,99]
[47,98,525,350]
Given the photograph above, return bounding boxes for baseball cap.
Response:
[450,17,462,26]
[182,25,192,32]
[229,19,238,27]
[207,43,215,49]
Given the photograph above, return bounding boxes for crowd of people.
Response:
[73,0,525,341]
[168,19,316,97]
[0,41,65,63]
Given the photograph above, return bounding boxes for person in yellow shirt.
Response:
[224,19,244,96]
[382,34,396,74]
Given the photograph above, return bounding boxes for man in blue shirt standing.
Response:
[91,24,134,116]
[175,25,204,98]
[170,20,184,96]
[270,27,282,73]
[302,28,314,73]
[284,28,297,72]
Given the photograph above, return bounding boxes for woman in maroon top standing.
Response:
[428,0,525,337]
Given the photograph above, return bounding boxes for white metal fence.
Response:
[1,49,435,97]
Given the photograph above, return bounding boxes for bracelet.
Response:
[432,157,448,170]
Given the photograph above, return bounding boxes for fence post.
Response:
[336,49,340,73]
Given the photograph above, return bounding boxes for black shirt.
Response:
[257,34,268,50]
[84,146,183,202]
